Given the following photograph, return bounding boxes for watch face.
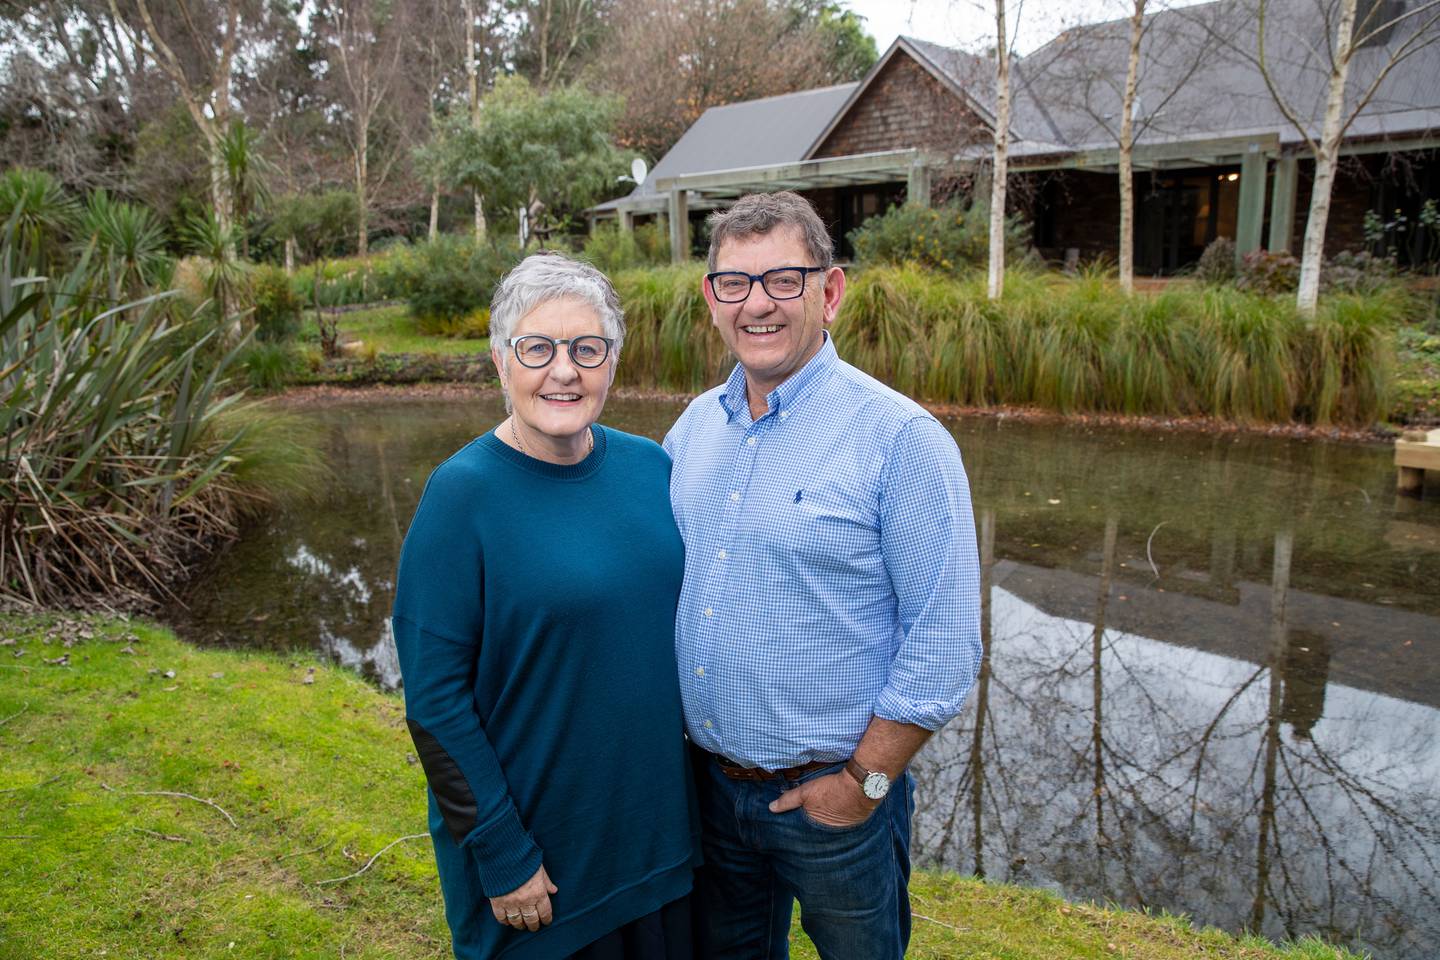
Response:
[863,771,890,800]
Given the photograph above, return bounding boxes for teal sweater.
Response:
[392,426,699,959]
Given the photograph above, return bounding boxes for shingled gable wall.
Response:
[811,50,990,159]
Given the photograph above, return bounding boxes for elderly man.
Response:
[663,191,982,959]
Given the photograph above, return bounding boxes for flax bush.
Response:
[0,223,320,608]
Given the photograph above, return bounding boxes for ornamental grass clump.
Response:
[0,224,314,609]
[601,260,1398,427]
[611,264,728,392]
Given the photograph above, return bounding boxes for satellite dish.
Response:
[630,158,648,185]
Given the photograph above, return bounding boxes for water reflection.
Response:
[167,395,1440,959]
[914,519,1440,960]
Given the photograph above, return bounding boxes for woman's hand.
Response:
[489,864,558,932]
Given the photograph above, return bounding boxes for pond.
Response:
[167,392,1440,960]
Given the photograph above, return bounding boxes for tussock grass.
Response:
[610,264,1407,426]
[0,614,1366,960]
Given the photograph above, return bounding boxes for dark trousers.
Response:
[691,751,914,960]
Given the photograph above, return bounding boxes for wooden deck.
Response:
[1396,427,1440,493]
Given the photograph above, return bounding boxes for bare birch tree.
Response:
[1029,2,1224,291]
[1117,1,1146,292]
[465,0,488,241]
[1249,0,1440,315]
[987,0,1012,301]
[319,0,409,258]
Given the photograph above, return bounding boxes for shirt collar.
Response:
[717,333,838,422]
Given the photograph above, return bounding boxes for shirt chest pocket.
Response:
[763,481,880,576]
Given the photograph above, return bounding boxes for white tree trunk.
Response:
[987,0,1012,301]
[430,180,441,241]
[356,125,369,258]
[284,236,296,274]
[1118,0,1146,294]
[466,0,487,242]
[1296,0,1358,316]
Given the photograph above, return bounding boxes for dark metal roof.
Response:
[594,83,859,212]
[595,0,1439,212]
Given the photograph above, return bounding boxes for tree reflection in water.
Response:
[913,521,1440,960]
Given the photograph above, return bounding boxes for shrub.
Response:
[251,265,303,342]
[1236,249,1300,294]
[239,340,303,391]
[0,166,76,268]
[1322,250,1398,296]
[848,201,1034,274]
[582,222,671,273]
[1194,237,1238,286]
[397,236,521,333]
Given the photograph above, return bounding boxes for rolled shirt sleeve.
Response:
[873,416,983,730]
[392,462,542,898]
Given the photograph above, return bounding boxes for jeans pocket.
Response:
[799,807,874,834]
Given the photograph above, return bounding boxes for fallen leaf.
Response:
[0,638,14,646]
[44,654,69,666]
[121,646,136,656]
[210,672,224,679]
[163,685,178,692]
[163,670,176,679]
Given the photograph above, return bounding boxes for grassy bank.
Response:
[300,304,491,358]
[0,614,1363,960]
[614,265,1411,428]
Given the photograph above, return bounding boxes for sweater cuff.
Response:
[462,806,544,898]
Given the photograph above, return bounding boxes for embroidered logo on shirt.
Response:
[794,489,804,503]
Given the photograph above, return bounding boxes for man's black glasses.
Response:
[706,266,825,303]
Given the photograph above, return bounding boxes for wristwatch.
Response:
[845,758,891,801]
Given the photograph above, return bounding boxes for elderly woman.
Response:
[392,252,699,960]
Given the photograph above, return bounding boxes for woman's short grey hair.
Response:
[706,191,834,272]
[489,252,626,370]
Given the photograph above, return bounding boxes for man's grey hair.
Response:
[489,252,626,371]
[706,191,834,272]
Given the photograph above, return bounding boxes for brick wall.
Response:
[812,53,988,158]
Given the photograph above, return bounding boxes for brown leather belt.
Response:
[709,752,837,782]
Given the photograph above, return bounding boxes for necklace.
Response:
[509,418,593,462]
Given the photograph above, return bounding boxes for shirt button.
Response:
[717,549,727,560]
[779,411,789,419]
[703,719,713,729]
[746,437,756,446]
[703,607,713,617]
[695,666,705,677]
[729,492,739,502]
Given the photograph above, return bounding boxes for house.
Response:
[593,0,1440,274]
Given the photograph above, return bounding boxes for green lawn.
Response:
[0,614,1365,960]
[301,304,490,357]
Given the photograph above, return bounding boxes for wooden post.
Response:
[618,208,634,233]
[1268,155,1298,253]
[1396,428,1440,495]
[668,189,689,264]
[1236,143,1267,259]
[907,161,932,208]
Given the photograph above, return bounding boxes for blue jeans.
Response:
[692,750,915,960]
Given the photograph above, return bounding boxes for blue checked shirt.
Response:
[663,336,982,769]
